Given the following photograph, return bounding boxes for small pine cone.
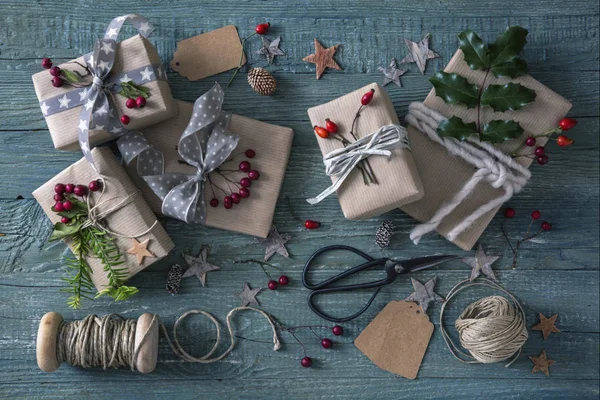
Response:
[166,264,183,295]
[375,220,394,248]
[248,67,277,96]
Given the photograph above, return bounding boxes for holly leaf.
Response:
[437,116,479,141]
[481,120,524,143]
[480,82,536,112]
[488,26,529,67]
[429,72,480,108]
[458,30,490,70]
[490,57,528,78]
[49,222,82,241]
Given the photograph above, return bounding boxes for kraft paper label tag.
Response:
[354,301,434,379]
[171,25,245,81]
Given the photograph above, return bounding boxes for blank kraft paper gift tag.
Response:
[171,25,246,81]
[355,301,434,379]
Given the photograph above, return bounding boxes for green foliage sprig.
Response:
[50,195,138,308]
[429,27,537,144]
[118,81,150,99]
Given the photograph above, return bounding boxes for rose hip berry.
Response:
[255,22,270,35]
[332,325,343,336]
[325,118,339,134]
[559,117,577,131]
[41,58,53,69]
[304,220,320,229]
[240,177,252,187]
[278,275,289,286]
[239,161,251,172]
[301,356,312,368]
[125,98,137,109]
[136,96,146,108]
[245,149,256,158]
[55,183,66,194]
[504,208,516,218]
[361,88,375,105]
[531,210,541,220]
[267,280,278,290]
[248,170,260,180]
[321,338,333,349]
[314,125,329,139]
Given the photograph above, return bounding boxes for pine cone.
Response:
[375,220,394,248]
[248,67,277,96]
[166,264,183,295]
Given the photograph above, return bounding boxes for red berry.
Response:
[559,117,577,131]
[210,198,219,207]
[54,183,66,194]
[73,185,87,197]
[534,146,545,157]
[224,196,233,205]
[54,201,65,212]
[248,170,260,180]
[304,220,320,229]
[245,149,256,158]
[332,325,343,336]
[325,118,338,134]
[60,217,71,224]
[537,155,549,165]
[255,23,270,35]
[53,193,64,202]
[120,115,130,125]
[361,89,375,106]
[49,66,61,77]
[136,96,146,108]
[65,183,75,193]
[224,202,233,209]
[231,193,242,204]
[314,125,329,139]
[239,161,251,172]
[42,58,53,69]
[88,180,100,192]
[321,338,333,349]
[240,177,252,187]
[125,98,137,109]
[557,135,574,147]
[267,280,278,290]
[525,136,536,147]
[51,76,64,87]
[541,221,552,231]
[504,208,516,218]
[301,356,312,368]
[278,275,289,286]
[531,210,541,220]
[62,200,73,211]
[239,188,250,198]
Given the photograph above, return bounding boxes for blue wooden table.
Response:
[0,1,598,399]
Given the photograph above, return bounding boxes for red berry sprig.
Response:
[51,180,100,223]
[227,22,271,87]
[207,149,259,210]
[501,207,553,269]
[514,117,578,164]
[286,196,320,230]
[234,259,290,290]
[40,57,91,89]
[274,323,344,368]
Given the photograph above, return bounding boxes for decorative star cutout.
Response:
[140,67,154,81]
[399,33,440,75]
[530,350,555,376]
[378,58,407,87]
[127,238,155,265]
[256,225,291,261]
[462,244,499,281]
[100,41,114,55]
[58,95,71,109]
[234,282,262,307]
[532,313,561,340]
[40,102,50,115]
[257,36,285,64]
[302,38,342,80]
[181,248,220,287]
[404,277,444,313]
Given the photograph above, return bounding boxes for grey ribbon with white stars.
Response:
[117,83,239,224]
[72,14,162,169]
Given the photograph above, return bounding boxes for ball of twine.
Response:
[440,279,528,367]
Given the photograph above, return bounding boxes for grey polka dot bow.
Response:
[117,83,239,224]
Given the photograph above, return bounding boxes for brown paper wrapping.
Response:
[401,50,572,250]
[32,147,174,291]
[125,100,294,238]
[32,35,176,151]
[307,83,424,220]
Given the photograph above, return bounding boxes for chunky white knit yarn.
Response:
[405,102,531,244]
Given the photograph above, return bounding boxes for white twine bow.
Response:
[306,124,410,205]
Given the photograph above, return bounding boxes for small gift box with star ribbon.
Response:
[32,147,174,293]
[306,82,424,220]
[119,83,294,238]
[32,14,176,151]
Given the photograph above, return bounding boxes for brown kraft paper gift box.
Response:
[307,82,424,220]
[33,147,174,291]
[402,50,572,250]
[32,35,176,151]
[125,100,294,238]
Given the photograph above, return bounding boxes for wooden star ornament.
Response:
[532,313,561,340]
[530,350,555,376]
[302,38,342,79]
[127,238,155,265]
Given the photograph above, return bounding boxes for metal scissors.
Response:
[301,245,458,322]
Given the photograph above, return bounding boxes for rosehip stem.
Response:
[349,105,378,184]
[285,196,303,223]
[234,259,283,273]
[510,127,564,157]
[277,324,308,357]
[227,32,257,88]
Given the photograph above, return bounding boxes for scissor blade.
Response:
[401,255,459,273]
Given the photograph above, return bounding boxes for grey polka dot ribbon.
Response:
[117,83,239,224]
[306,124,410,205]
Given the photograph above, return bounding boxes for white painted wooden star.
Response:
[234,282,262,306]
[462,244,499,281]
[256,225,290,261]
[404,277,444,313]
[400,33,440,74]
[181,248,220,287]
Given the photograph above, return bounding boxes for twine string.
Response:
[439,278,528,367]
[55,307,281,371]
